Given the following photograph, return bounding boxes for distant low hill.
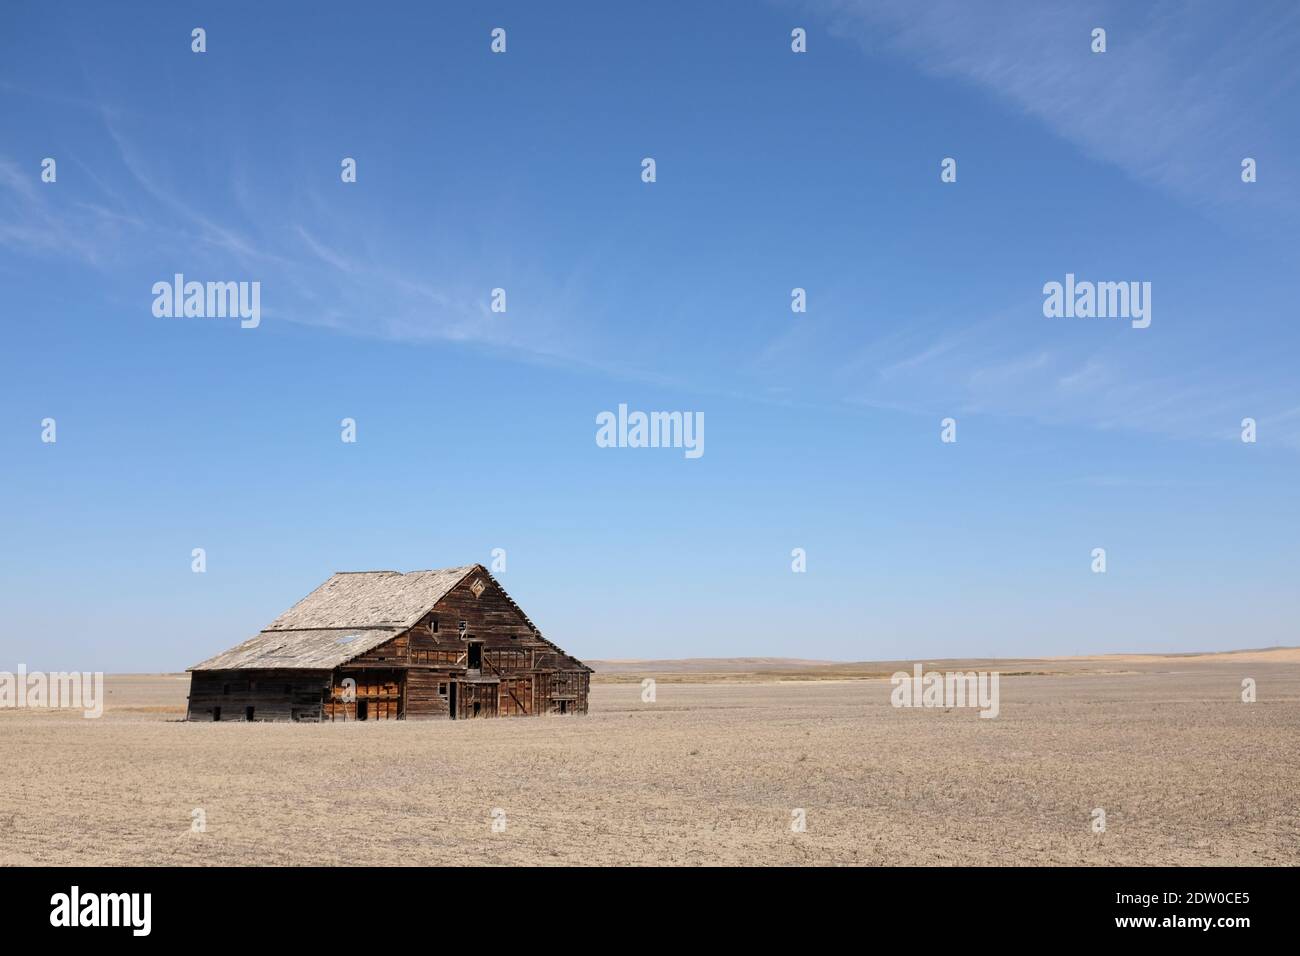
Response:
[586,647,1300,682]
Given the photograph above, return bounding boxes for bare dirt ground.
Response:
[2,654,1297,865]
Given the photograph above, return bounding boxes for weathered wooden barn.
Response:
[186,565,590,721]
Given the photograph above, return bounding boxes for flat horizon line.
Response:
[85,644,1300,678]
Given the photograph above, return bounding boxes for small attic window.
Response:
[469,578,486,599]
[431,617,438,633]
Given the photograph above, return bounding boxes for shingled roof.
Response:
[189,566,478,671]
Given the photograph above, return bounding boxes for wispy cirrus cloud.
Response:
[756,1,1300,447]
[798,0,1300,224]
[5,11,1298,451]
[0,97,626,377]
[0,158,131,269]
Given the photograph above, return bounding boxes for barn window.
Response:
[431,617,438,633]
[222,683,230,695]
[438,682,448,695]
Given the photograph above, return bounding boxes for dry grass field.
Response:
[2,652,1298,866]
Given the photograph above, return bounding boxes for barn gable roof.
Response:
[266,566,474,630]
[188,565,587,672]
[188,626,403,671]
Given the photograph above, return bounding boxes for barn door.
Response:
[448,681,458,720]
[498,677,531,716]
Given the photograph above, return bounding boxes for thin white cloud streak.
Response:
[801,0,1300,223]
[0,99,633,380]
[760,0,1300,446]
[6,40,1299,450]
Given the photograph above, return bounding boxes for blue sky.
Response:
[2,1,1298,671]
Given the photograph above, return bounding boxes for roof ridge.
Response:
[333,565,476,575]
[263,626,401,633]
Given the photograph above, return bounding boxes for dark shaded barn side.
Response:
[186,565,591,722]
[187,670,331,723]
